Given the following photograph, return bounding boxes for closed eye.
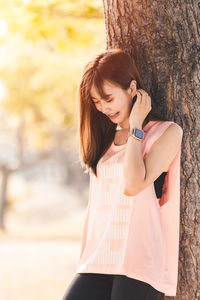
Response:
[93,98,113,104]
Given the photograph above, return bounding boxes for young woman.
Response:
[62,49,183,300]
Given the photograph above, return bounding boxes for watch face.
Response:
[134,128,144,139]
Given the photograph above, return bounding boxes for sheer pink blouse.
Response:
[76,120,183,296]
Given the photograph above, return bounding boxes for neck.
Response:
[116,119,130,131]
[117,121,146,131]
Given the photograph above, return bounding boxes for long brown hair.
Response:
[77,48,168,177]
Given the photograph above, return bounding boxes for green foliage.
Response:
[0,0,106,150]
[0,0,104,50]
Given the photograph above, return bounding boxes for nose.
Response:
[100,101,109,114]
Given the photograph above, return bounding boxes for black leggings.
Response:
[62,273,164,300]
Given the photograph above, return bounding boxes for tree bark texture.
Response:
[102,1,200,299]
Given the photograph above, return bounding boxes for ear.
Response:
[128,80,137,97]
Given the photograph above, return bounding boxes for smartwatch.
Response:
[129,128,144,141]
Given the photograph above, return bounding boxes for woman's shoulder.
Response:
[153,120,183,133]
[151,121,183,148]
[145,120,183,143]
[160,121,183,134]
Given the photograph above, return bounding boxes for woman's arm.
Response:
[123,122,183,196]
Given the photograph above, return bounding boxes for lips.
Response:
[107,112,120,119]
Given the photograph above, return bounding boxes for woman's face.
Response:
[90,80,137,130]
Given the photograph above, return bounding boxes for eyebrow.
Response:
[91,94,112,100]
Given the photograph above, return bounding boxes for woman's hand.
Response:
[129,89,152,130]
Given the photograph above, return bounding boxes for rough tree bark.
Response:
[102,1,200,299]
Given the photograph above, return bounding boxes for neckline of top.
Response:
[111,120,157,148]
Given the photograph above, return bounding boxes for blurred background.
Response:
[0,1,106,299]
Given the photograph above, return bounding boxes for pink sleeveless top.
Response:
[76,120,183,296]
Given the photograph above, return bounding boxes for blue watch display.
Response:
[130,128,144,141]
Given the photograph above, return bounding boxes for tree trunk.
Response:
[0,166,9,229]
[102,1,200,299]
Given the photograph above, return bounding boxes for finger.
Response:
[138,90,147,106]
[136,90,143,98]
[147,97,151,110]
[145,95,150,106]
[143,94,150,106]
[140,92,147,106]
[136,91,142,104]
[138,89,148,97]
[137,90,149,102]
[148,95,151,106]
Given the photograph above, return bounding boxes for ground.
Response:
[0,175,88,300]
[0,233,80,300]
